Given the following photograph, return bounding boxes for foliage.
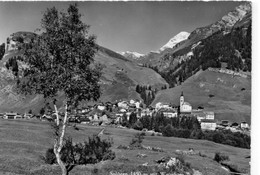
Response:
[129,133,144,148]
[7,3,102,108]
[132,120,143,131]
[128,112,137,127]
[203,130,250,149]
[6,4,103,175]
[39,108,45,115]
[121,113,129,128]
[135,113,250,149]
[44,135,115,165]
[44,148,57,164]
[214,152,230,163]
[0,43,5,60]
[135,85,156,106]
[147,24,251,87]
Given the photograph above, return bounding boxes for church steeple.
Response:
[180,91,184,107]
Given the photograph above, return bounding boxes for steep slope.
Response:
[138,2,251,70]
[152,69,251,124]
[0,32,168,113]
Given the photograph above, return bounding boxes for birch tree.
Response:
[9,4,101,175]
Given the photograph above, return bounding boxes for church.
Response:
[179,92,192,114]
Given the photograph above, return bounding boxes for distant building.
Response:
[97,105,106,111]
[200,119,217,131]
[204,111,214,120]
[118,101,128,109]
[180,92,192,114]
[230,122,239,128]
[159,108,178,118]
[3,113,18,119]
[221,120,229,127]
[191,110,206,122]
[241,122,249,129]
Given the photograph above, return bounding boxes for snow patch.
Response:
[159,31,190,52]
[120,51,144,59]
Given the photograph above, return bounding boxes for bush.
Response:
[117,145,129,150]
[214,152,229,163]
[198,152,207,158]
[102,150,116,161]
[44,148,56,164]
[140,132,146,136]
[129,133,144,148]
[44,135,115,165]
[209,94,215,98]
[133,121,143,131]
[162,124,174,137]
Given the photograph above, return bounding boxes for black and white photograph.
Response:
[0,1,255,175]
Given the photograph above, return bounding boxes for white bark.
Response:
[54,104,59,126]
[58,103,68,152]
[53,103,69,175]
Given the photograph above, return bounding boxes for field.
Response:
[0,119,250,175]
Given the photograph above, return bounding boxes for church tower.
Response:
[180,91,184,107]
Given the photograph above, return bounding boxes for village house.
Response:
[159,108,178,118]
[204,111,214,120]
[140,108,153,117]
[230,122,239,128]
[200,119,217,131]
[191,110,206,122]
[191,109,216,130]
[220,120,229,127]
[24,113,33,119]
[117,101,129,109]
[241,121,250,130]
[155,102,172,111]
[3,112,18,119]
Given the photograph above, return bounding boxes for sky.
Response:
[0,1,243,54]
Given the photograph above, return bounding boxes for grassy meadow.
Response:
[0,119,250,175]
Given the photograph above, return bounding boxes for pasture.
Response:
[0,119,250,175]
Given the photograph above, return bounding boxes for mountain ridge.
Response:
[0,32,168,113]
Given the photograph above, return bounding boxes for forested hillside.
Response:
[153,20,251,88]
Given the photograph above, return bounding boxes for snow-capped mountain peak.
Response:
[120,51,145,59]
[159,31,190,52]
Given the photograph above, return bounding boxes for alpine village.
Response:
[0,2,252,175]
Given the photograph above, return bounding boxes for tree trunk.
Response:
[54,141,68,175]
[54,104,59,126]
[54,103,69,175]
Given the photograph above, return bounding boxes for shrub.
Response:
[162,124,174,137]
[133,121,143,131]
[92,167,98,174]
[44,135,115,165]
[190,129,204,139]
[140,132,146,136]
[117,145,129,150]
[198,152,207,158]
[129,133,144,148]
[214,152,229,163]
[44,148,56,164]
[209,94,215,98]
[102,150,116,161]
